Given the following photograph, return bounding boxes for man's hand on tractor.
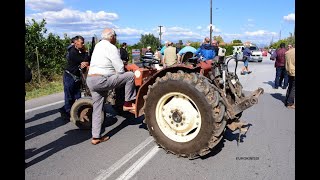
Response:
[81,62,89,69]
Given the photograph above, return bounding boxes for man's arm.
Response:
[270,50,277,60]
[194,47,201,57]
[109,45,125,73]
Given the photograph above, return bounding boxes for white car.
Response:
[232,44,263,62]
[248,45,263,62]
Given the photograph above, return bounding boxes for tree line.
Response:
[25,18,294,85]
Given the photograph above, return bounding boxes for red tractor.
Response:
[70,48,264,159]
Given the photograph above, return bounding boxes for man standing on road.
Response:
[240,43,252,75]
[86,28,136,145]
[59,36,90,120]
[270,43,288,89]
[285,45,295,109]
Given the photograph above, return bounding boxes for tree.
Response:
[232,39,242,43]
[25,18,71,81]
[213,35,224,43]
[137,33,161,51]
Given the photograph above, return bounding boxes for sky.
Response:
[25,0,295,47]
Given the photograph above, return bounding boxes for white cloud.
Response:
[114,27,144,36]
[223,30,278,45]
[244,30,277,36]
[25,8,120,34]
[284,13,295,22]
[26,0,64,11]
[247,19,254,22]
[26,9,118,24]
[206,25,221,33]
[196,26,202,30]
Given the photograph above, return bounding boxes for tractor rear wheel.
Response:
[144,72,227,159]
[70,97,93,130]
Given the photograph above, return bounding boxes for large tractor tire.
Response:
[144,72,227,159]
[70,97,93,130]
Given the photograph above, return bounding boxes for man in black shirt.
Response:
[59,35,90,120]
[120,42,129,64]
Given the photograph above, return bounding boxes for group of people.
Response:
[270,43,295,109]
[143,37,221,68]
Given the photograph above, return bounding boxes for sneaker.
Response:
[247,71,252,74]
[273,86,278,89]
[282,86,287,89]
[240,72,246,75]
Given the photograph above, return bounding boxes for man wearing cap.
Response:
[144,46,154,58]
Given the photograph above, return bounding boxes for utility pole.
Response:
[210,0,212,43]
[279,30,281,41]
[158,25,163,46]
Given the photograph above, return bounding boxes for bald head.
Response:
[101,28,117,44]
[204,37,210,43]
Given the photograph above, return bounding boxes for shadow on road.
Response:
[200,124,252,160]
[270,93,286,104]
[224,124,252,143]
[25,109,60,124]
[25,117,69,141]
[104,113,146,138]
[263,81,275,88]
[25,129,91,169]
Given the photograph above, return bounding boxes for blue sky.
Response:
[25,0,295,47]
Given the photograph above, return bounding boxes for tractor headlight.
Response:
[134,70,141,78]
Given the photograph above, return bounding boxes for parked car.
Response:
[232,44,263,62]
[248,45,263,62]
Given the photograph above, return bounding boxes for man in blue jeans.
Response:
[59,36,90,120]
[270,43,288,89]
[240,43,252,75]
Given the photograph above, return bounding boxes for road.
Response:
[25,54,295,180]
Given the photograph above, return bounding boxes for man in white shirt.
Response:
[86,28,136,145]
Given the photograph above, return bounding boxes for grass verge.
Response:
[25,75,63,100]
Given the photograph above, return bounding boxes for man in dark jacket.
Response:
[194,37,215,61]
[59,35,90,120]
[270,43,288,89]
[120,42,129,63]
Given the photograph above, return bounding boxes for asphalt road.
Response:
[25,54,295,180]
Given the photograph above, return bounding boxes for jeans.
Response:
[275,66,288,88]
[285,76,295,106]
[63,72,81,114]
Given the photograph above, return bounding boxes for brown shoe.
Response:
[123,101,136,111]
[287,104,295,109]
[91,136,110,145]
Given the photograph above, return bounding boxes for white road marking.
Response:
[94,137,154,180]
[115,146,160,180]
[25,100,64,113]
